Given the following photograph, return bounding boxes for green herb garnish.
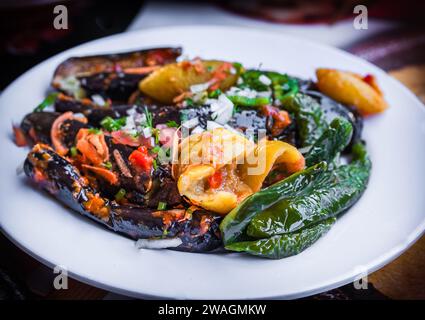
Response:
[208,89,222,99]
[100,116,126,132]
[88,128,102,134]
[34,92,59,112]
[103,161,112,170]
[70,146,78,157]
[144,106,153,129]
[151,146,161,154]
[157,201,167,210]
[166,120,179,128]
[184,98,194,107]
[115,188,126,202]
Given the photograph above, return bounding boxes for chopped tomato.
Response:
[12,125,27,147]
[33,168,46,183]
[362,74,382,95]
[83,193,109,220]
[262,105,292,136]
[129,146,153,173]
[209,62,233,91]
[208,170,223,189]
[192,58,206,74]
[145,50,175,66]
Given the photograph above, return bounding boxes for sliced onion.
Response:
[182,117,199,129]
[135,238,182,250]
[206,120,222,131]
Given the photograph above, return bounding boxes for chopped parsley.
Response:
[103,161,112,170]
[166,120,179,128]
[88,128,102,134]
[208,89,222,99]
[70,146,78,157]
[144,106,153,129]
[152,158,158,170]
[34,92,59,112]
[184,98,194,107]
[115,188,126,201]
[157,201,167,210]
[100,116,126,132]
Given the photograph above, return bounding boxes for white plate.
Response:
[0,26,424,299]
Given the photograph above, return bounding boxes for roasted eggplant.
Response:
[24,144,221,252]
[13,49,387,259]
[52,47,182,101]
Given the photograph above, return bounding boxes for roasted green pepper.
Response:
[238,70,299,103]
[305,117,353,167]
[221,143,371,258]
[282,93,328,147]
[247,142,370,238]
[220,162,327,245]
[225,218,336,259]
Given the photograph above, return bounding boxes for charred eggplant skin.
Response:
[52,47,182,101]
[52,47,182,83]
[24,144,222,252]
[20,112,60,145]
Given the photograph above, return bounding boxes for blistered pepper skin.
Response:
[247,143,370,238]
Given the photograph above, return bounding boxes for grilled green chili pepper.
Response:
[246,143,371,238]
[220,162,327,245]
[238,70,299,102]
[226,95,271,107]
[282,93,328,147]
[305,117,353,167]
[225,218,336,259]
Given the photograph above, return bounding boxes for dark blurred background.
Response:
[1,0,425,89]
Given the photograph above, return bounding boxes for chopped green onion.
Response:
[227,95,271,107]
[151,146,161,154]
[184,98,194,107]
[232,62,244,74]
[152,158,158,170]
[100,116,126,132]
[152,128,160,145]
[115,188,126,201]
[103,161,112,170]
[88,128,102,134]
[34,92,59,112]
[166,120,179,128]
[70,146,78,157]
[208,89,222,99]
[144,106,153,129]
[162,228,169,238]
[157,201,167,210]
